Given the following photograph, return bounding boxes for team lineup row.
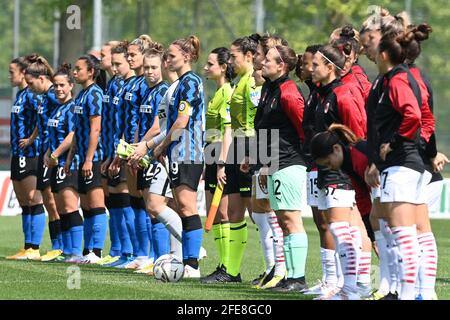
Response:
[5,7,448,300]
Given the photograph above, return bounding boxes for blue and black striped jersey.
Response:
[102,75,124,159]
[123,75,147,143]
[112,75,137,152]
[36,86,60,155]
[167,71,205,163]
[10,87,39,157]
[73,83,103,163]
[47,100,78,168]
[138,81,169,141]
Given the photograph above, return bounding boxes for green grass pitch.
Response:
[0,216,449,300]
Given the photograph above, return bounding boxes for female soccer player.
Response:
[69,54,107,264]
[124,35,154,270]
[129,50,183,272]
[45,64,83,262]
[199,47,234,283]
[97,40,125,266]
[311,44,366,300]
[134,43,171,266]
[153,35,205,278]
[296,44,342,296]
[6,56,43,261]
[248,34,288,289]
[255,45,308,292]
[374,30,425,300]
[105,41,139,268]
[24,55,61,260]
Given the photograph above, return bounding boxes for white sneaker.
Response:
[183,265,201,278]
[125,256,149,269]
[199,247,207,260]
[135,258,154,271]
[80,252,101,264]
[313,286,341,300]
[329,290,361,300]
[301,280,329,295]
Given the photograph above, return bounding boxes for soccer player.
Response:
[248,34,289,289]
[45,63,83,262]
[310,44,366,300]
[6,56,42,260]
[69,54,107,264]
[105,41,139,268]
[97,40,125,266]
[374,30,425,300]
[153,35,205,278]
[129,50,184,271]
[24,55,61,260]
[134,43,171,266]
[254,45,308,292]
[199,47,234,283]
[124,35,154,270]
[296,44,340,296]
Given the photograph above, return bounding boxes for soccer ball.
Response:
[153,254,184,283]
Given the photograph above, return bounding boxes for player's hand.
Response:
[240,156,250,173]
[101,158,111,175]
[108,156,121,178]
[47,156,58,168]
[19,138,31,149]
[128,163,138,177]
[82,160,93,178]
[431,152,449,173]
[365,163,380,188]
[64,161,72,176]
[217,166,227,186]
[129,141,147,166]
[379,143,392,162]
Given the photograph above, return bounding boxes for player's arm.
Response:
[19,126,38,149]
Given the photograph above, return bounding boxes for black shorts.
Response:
[78,161,102,194]
[169,161,203,191]
[10,156,38,181]
[205,163,231,195]
[37,154,54,191]
[137,165,154,191]
[225,163,252,197]
[51,165,78,193]
[107,162,128,187]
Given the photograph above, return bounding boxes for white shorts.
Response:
[415,170,433,205]
[317,186,356,211]
[252,171,269,200]
[371,186,381,201]
[424,179,444,211]
[148,162,173,198]
[307,170,319,207]
[380,166,423,204]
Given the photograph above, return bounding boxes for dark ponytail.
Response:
[25,54,54,79]
[232,34,259,55]
[78,54,106,90]
[317,45,346,76]
[53,63,74,83]
[404,23,432,63]
[310,124,358,160]
[211,47,235,82]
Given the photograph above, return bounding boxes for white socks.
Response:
[417,232,438,300]
[253,212,274,274]
[375,229,390,295]
[157,206,183,260]
[267,211,286,277]
[329,222,359,294]
[391,225,420,300]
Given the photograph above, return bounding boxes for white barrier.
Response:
[1,171,449,219]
